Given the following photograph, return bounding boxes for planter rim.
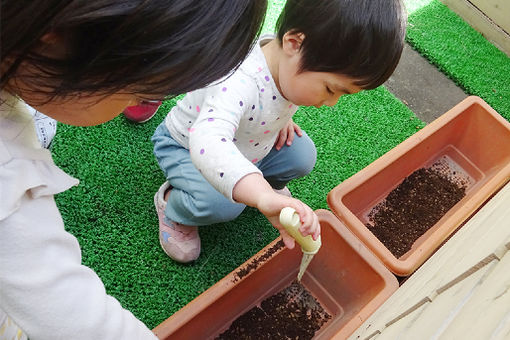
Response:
[316,210,399,339]
[327,96,510,276]
[152,238,286,337]
[153,209,399,339]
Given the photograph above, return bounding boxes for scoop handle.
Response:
[279,207,321,254]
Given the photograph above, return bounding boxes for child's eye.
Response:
[326,86,334,95]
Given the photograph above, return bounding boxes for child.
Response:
[0,0,267,339]
[152,0,407,263]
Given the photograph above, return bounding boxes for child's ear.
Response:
[282,32,305,56]
[40,32,60,44]
[38,32,68,58]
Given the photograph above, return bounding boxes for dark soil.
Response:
[217,281,331,339]
[366,164,466,258]
[234,239,285,281]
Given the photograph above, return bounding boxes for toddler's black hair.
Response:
[276,0,406,89]
[1,0,267,100]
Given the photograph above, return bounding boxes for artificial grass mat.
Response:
[51,0,509,329]
[405,0,510,120]
[52,89,422,327]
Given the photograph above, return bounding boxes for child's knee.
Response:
[191,189,245,224]
[292,135,317,176]
[213,203,245,223]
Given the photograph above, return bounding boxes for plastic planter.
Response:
[327,96,510,276]
[153,210,398,339]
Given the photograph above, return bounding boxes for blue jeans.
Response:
[152,123,317,226]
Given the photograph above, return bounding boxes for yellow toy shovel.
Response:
[279,207,321,281]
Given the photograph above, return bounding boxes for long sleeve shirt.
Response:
[164,36,298,201]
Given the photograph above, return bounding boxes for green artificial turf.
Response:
[404,0,510,120]
[51,0,509,329]
[53,89,422,328]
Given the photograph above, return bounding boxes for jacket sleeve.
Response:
[0,192,157,340]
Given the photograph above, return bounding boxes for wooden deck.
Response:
[441,0,510,57]
[348,181,510,340]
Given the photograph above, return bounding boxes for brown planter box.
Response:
[327,96,510,276]
[153,210,398,339]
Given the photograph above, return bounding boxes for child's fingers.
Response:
[295,207,321,240]
[293,122,303,137]
[294,203,313,233]
[312,213,321,241]
[291,201,307,224]
[277,198,320,240]
[286,125,295,146]
[275,129,287,150]
[300,218,314,237]
[274,135,282,150]
[278,228,296,249]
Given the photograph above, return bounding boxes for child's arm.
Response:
[187,78,265,203]
[232,172,320,249]
[185,74,319,242]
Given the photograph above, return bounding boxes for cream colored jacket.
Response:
[0,91,157,340]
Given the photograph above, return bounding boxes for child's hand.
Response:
[256,191,320,250]
[274,119,302,151]
[232,173,320,249]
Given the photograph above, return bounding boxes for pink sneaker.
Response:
[123,100,162,123]
[154,182,201,263]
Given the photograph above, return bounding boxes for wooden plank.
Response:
[375,303,429,340]
[470,0,510,33]
[389,184,510,324]
[366,331,380,340]
[489,313,510,340]
[387,260,497,339]
[439,251,510,339]
[348,183,510,340]
[391,182,510,300]
[441,0,510,57]
[434,211,510,293]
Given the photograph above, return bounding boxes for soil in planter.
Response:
[234,240,285,282]
[217,281,331,339]
[366,160,467,258]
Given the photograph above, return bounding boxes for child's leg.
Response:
[257,131,317,189]
[152,123,246,226]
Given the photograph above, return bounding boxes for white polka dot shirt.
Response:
[164,37,298,202]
